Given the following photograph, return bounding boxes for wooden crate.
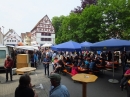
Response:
[17,54,29,63]
[16,63,29,69]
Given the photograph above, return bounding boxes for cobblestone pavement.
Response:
[0,64,51,97]
[0,63,127,97]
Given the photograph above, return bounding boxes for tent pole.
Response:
[108,51,119,83]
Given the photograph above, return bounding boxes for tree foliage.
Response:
[71,0,97,13]
[51,0,130,44]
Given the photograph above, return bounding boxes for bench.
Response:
[105,65,117,69]
[62,69,73,76]
[88,70,100,74]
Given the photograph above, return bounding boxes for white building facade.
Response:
[21,32,31,46]
[4,29,22,46]
[31,15,55,45]
[0,28,3,45]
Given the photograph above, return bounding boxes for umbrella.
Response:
[17,42,24,46]
[51,40,81,51]
[85,38,130,83]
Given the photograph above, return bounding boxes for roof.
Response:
[4,29,21,39]
[26,32,31,38]
[4,29,13,37]
[21,33,26,39]
[31,15,49,32]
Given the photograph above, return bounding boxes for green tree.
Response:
[52,15,66,38]
[52,0,130,44]
[99,0,130,39]
[79,5,104,42]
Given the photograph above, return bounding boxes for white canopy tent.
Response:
[31,41,37,45]
[32,44,40,47]
[41,43,52,47]
[15,46,39,51]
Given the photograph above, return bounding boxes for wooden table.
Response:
[128,80,130,84]
[16,67,36,74]
[72,73,98,97]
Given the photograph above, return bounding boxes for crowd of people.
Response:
[4,48,130,97]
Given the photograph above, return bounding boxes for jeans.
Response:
[127,84,130,97]
[5,68,12,81]
[44,64,49,76]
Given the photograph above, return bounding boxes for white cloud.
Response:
[0,0,81,35]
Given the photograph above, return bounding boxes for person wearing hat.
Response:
[49,73,70,97]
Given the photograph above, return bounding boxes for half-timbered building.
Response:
[31,15,55,45]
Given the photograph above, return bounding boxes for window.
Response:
[41,38,51,41]
[12,40,14,42]
[15,40,16,42]
[0,50,6,58]
[41,32,43,36]
[10,40,11,42]
[40,24,42,26]
[18,40,20,42]
[41,32,51,36]
[7,40,9,42]
[48,38,51,41]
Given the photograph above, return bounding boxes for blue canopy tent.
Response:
[81,38,130,51]
[51,40,81,51]
[81,41,93,51]
[81,41,92,46]
[82,38,130,83]
[51,45,58,51]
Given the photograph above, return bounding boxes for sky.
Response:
[0,0,81,35]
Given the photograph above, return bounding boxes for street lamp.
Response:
[2,26,4,45]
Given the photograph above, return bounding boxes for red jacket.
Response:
[4,59,14,68]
